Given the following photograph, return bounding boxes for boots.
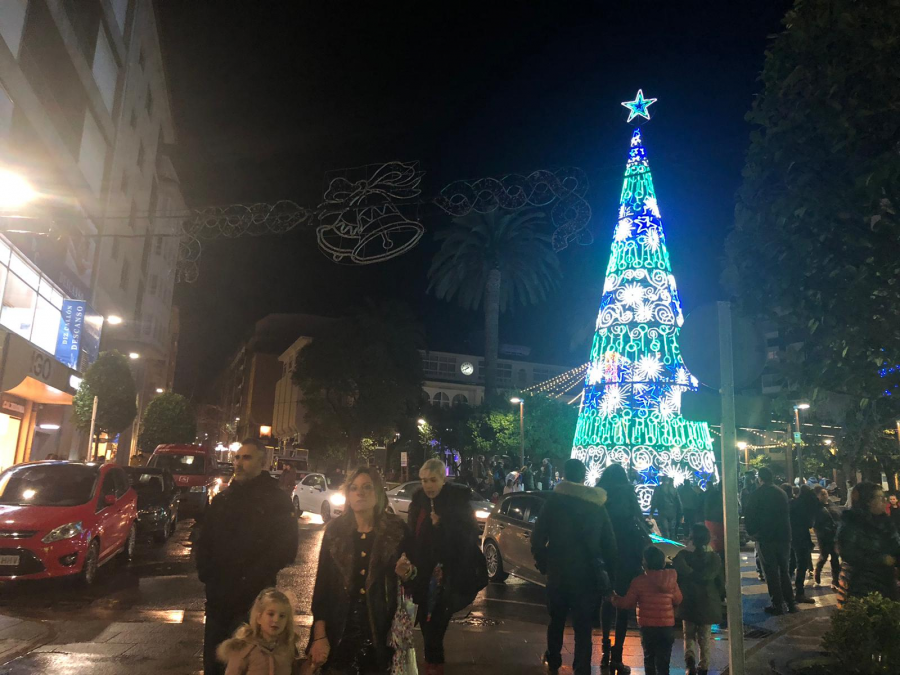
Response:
[610,646,631,675]
[601,639,612,668]
[685,655,697,675]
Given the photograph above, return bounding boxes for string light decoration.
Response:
[570,93,715,509]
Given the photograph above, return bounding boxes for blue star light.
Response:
[639,465,660,486]
[621,89,657,123]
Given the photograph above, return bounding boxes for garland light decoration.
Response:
[570,91,715,510]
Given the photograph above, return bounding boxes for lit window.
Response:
[32,297,61,354]
[0,272,37,339]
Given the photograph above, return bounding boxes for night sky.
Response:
[157,1,790,399]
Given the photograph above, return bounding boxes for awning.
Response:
[0,330,80,405]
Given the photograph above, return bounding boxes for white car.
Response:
[291,473,345,522]
[385,480,495,531]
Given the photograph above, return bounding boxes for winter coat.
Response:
[217,634,300,675]
[196,472,298,613]
[310,512,410,670]
[673,548,725,625]
[703,483,724,524]
[836,508,900,606]
[612,568,683,627]
[678,483,702,513]
[602,481,651,594]
[813,502,839,548]
[408,481,481,612]
[651,484,682,519]
[789,492,818,551]
[743,483,791,544]
[531,480,618,595]
[521,466,536,491]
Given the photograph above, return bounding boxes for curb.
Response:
[725,607,830,675]
[0,617,57,668]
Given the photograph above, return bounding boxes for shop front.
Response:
[0,327,81,472]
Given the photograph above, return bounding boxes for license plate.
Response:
[0,555,19,566]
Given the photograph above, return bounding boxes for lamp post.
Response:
[510,397,524,468]
[737,441,749,468]
[794,403,810,482]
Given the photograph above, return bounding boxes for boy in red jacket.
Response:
[611,546,683,675]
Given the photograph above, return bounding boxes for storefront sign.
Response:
[400,452,408,467]
[0,330,79,402]
[55,300,85,369]
[1,399,25,416]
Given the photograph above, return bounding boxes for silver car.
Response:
[481,491,685,585]
[385,480,495,531]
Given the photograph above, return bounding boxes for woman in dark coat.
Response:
[309,467,412,674]
[407,458,481,675]
[836,481,900,607]
[597,464,651,675]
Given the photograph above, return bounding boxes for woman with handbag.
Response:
[597,464,651,675]
[309,467,413,674]
[407,459,483,675]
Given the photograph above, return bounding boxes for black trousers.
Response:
[601,596,629,648]
[204,603,248,675]
[681,510,697,538]
[815,541,840,582]
[640,626,674,675]
[794,544,813,596]
[419,603,452,665]
[546,586,597,675]
[657,515,677,540]
[757,539,794,610]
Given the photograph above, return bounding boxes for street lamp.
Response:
[510,397,525,468]
[155,388,164,394]
[794,403,810,481]
[106,315,123,325]
[417,418,426,427]
[0,170,37,210]
[737,441,749,467]
[128,352,140,360]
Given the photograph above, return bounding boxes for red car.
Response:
[0,461,138,585]
[147,444,219,518]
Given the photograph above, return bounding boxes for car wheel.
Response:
[121,524,137,560]
[321,502,331,523]
[80,539,100,586]
[293,496,303,517]
[483,540,508,583]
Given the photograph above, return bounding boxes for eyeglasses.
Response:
[349,484,375,494]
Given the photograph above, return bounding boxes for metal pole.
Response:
[518,401,525,469]
[794,407,803,482]
[87,395,98,460]
[785,422,794,487]
[718,301,745,675]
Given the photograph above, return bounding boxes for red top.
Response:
[612,569,683,627]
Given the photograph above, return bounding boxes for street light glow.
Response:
[106,315,123,325]
[736,442,748,450]
[0,170,37,210]
[128,352,140,359]
[823,439,833,445]
[796,403,810,410]
[417,418,426,427]
[155,388,164,394]
[510,397,523,404]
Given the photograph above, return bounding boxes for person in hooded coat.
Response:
[597,464,650,674]
[531,458,617,675]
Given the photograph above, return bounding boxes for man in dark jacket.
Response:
[678,479,702,539]
[812,485,840,587]
[651,476,682,540]
[790,486,818,603]
[196,439,299,675]
[532,459,617,675]
[744,467,796,615]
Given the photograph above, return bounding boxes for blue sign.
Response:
[55,300,86,369]
[82,305,102,367]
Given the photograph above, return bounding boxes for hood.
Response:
[645,568,678,593]
[0,503,88,533]
[679,549,720,581]
[554,480,607,507]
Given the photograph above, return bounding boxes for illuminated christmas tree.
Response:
[570,91,715,510]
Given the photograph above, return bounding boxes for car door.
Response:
[391,482,418,517]
[111,468,133,545]
[308,474,328,513]
[495,495,532,575]
[95,471,120,559]
[297,474,318,512]
[518,495,548,584]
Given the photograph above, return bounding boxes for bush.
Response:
[823,593,900,675]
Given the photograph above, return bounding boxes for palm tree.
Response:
[428,210,560,398]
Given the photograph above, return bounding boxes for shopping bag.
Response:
[389,585,418,675]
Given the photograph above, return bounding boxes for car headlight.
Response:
[330,493,346,506]
[189,485,207,493]
[475,509,492,520]
[42,521,83,544]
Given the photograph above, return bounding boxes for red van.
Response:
[147,445,218,518]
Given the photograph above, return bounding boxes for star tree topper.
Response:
[621,89,657,123]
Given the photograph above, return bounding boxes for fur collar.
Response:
[216,635,296,663]
[554,480,608,507]
[325,512,407,591]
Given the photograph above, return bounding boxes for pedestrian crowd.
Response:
[195,440,900,675]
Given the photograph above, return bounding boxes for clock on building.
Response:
[460,362,474,376]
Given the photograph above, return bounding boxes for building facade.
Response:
[0,0,182,465]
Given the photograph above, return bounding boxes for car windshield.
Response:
[149,454,206,475]
[0,464,98,506]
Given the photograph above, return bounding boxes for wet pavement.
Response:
[0,515,840,674]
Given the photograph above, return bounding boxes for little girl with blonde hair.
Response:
[217,588,303,675]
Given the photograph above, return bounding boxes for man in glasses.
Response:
[196,438,299,675]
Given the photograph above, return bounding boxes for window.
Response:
[111,235,119,260]
[533,367,551,382]
[91,24,118,112]
[505,497,528,521]
[32,296,60,354]
[525,497,545,524]
[517,368,528,387]
[452,394,468,407]
[112,468,129,498]
[119,259,129,291]
[136,140,145,168]
[130,108,137,130]
[421,354,457,378]
[766,348,779,361]
[120,170,129,194]
[145,85,153,116]
[98,472,117,509]
[1,270,37,339]
[78,109,107,196]
[432,392,450,409]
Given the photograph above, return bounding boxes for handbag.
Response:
[389,585,418,675]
